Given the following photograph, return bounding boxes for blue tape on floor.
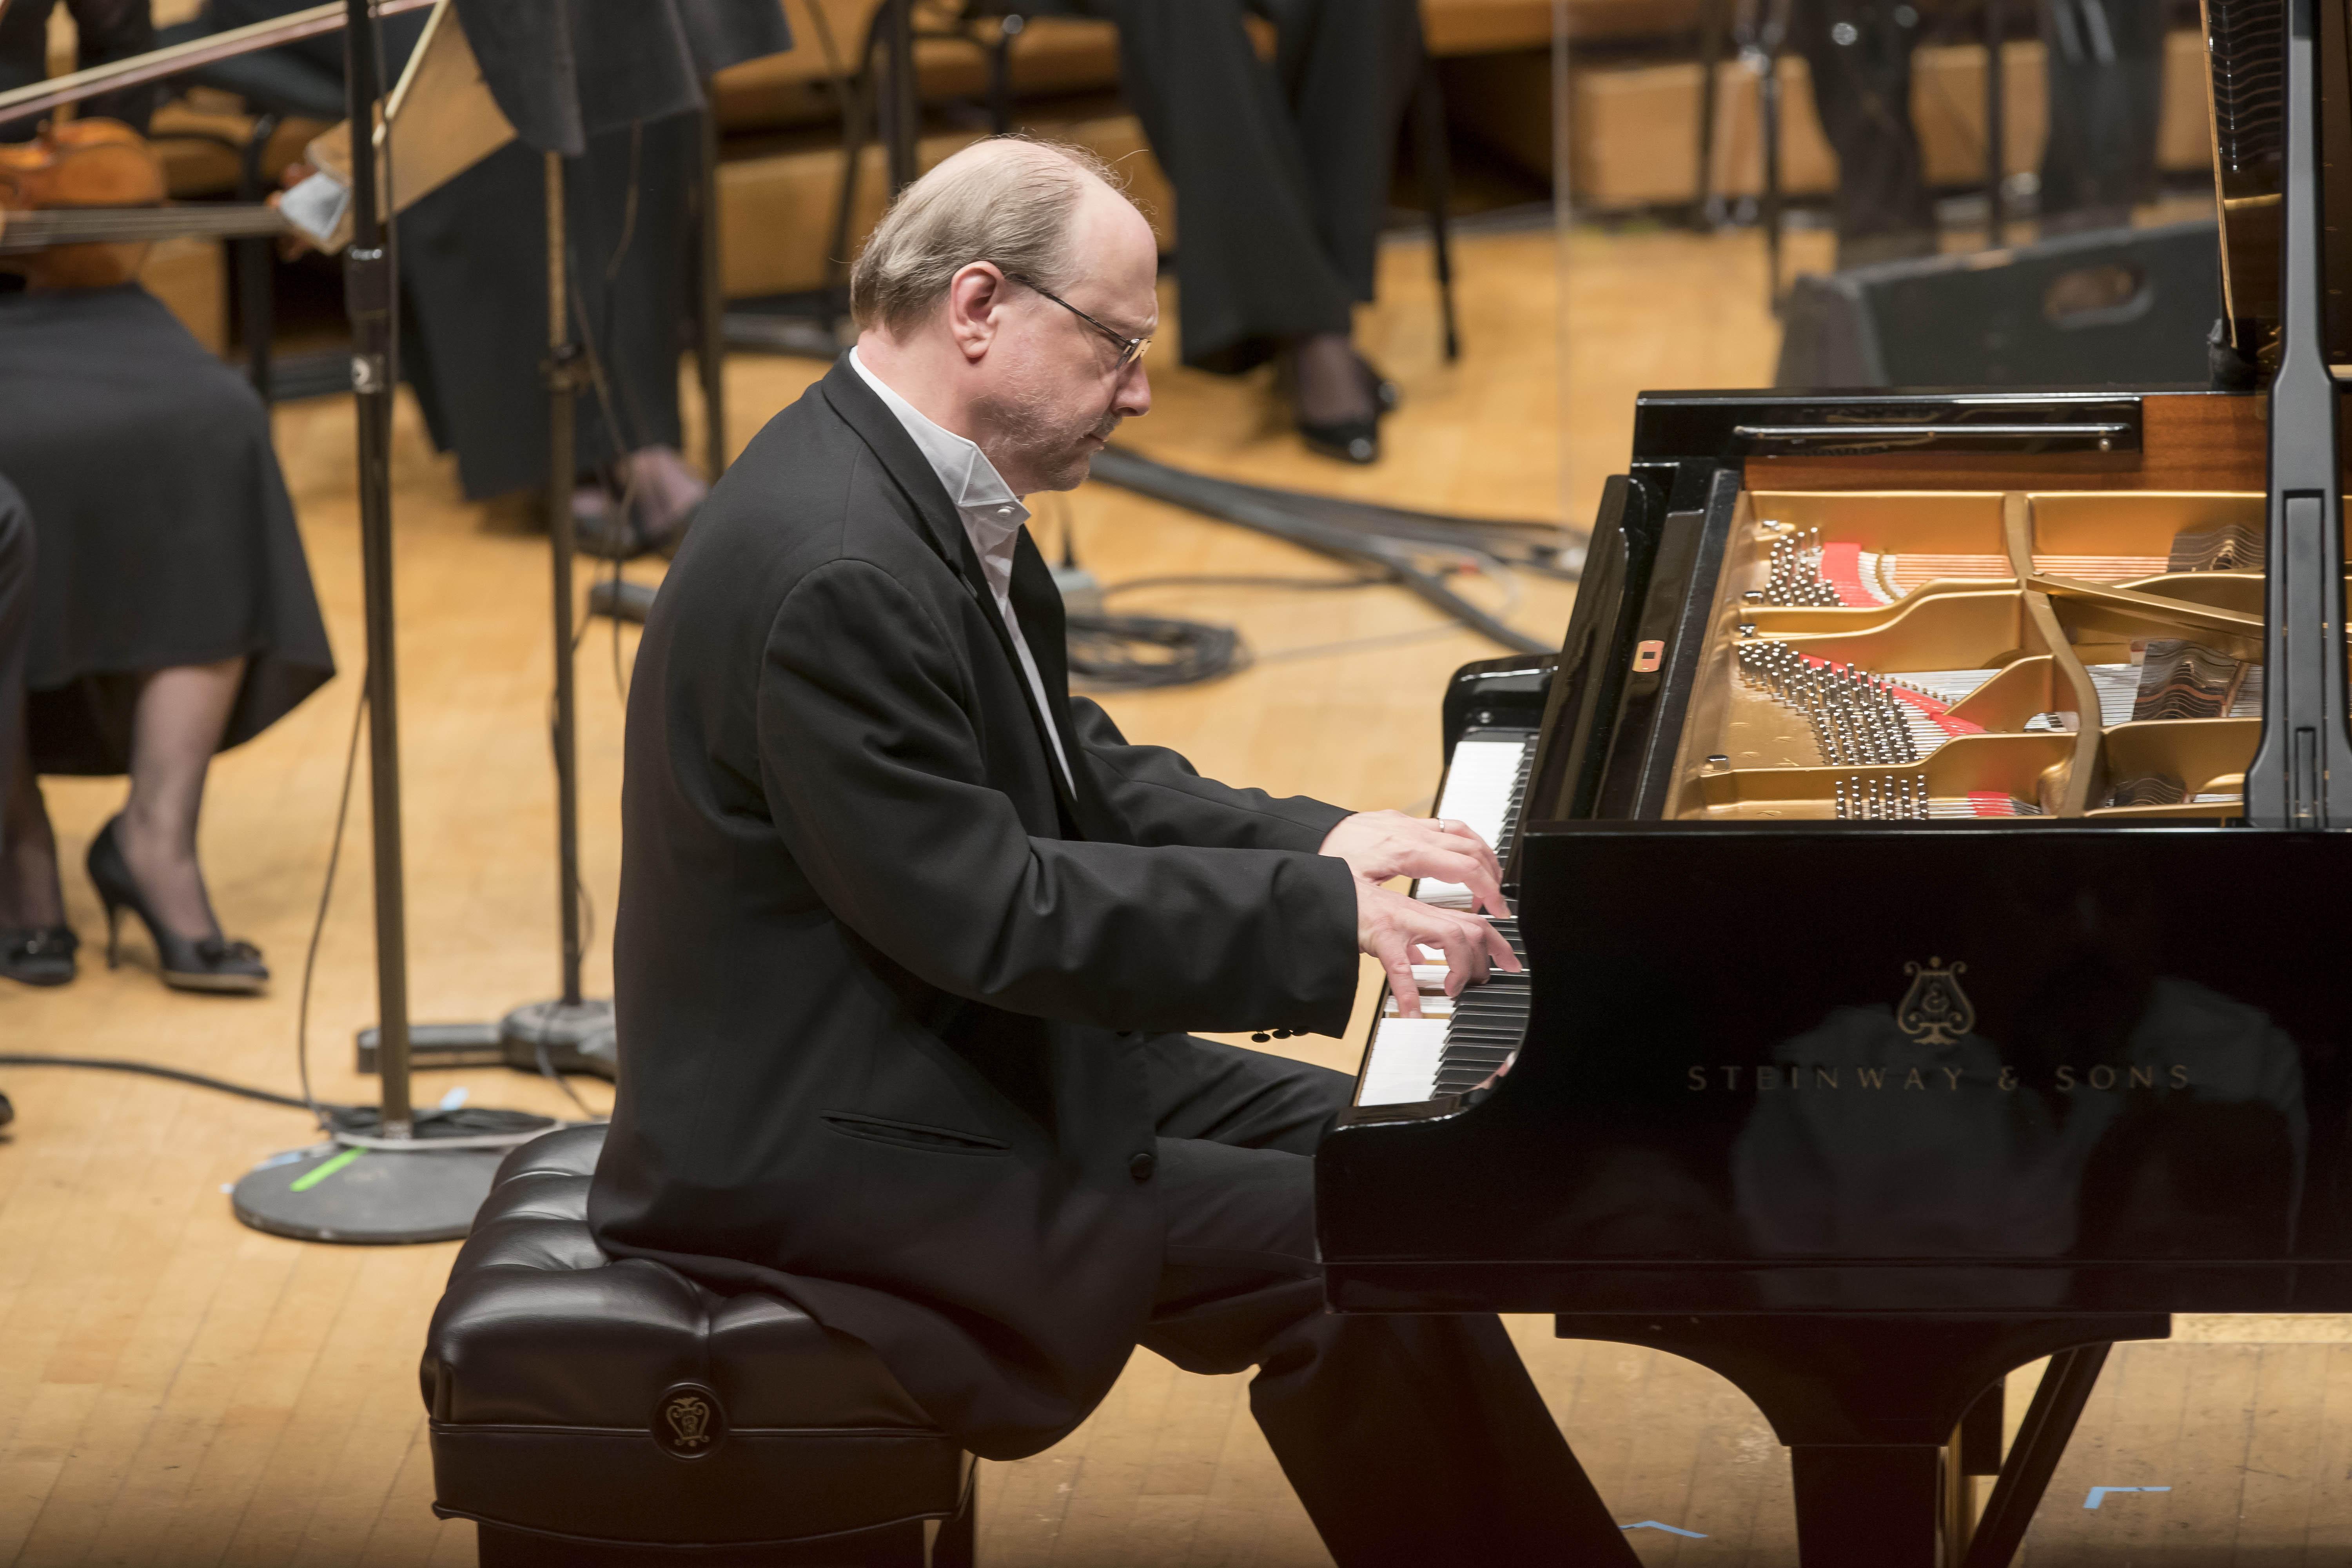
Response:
[1621,1521,1708,1538]
[2085,1486,2171,1510]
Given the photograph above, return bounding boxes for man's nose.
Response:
[1116,363,1151,419]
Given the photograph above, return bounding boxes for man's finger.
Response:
[1423,826,1505,899]
[1426,845,1509,921]
[1380,944,1422,1018]
[1483,918,1523,973]
[1432,917,1491,997]
[1430,816,1501,860]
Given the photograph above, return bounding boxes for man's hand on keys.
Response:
[1318,809,1509,916]
[1354,882,1519,1019]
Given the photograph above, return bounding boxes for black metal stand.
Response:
[496,149,618,1080]
[233,0,511,1245]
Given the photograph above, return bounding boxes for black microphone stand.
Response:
[232,0,539,1243]
[491,151,617,1078]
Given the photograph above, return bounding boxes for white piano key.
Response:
[1357,1016,1449,1107]
[1416,736,1530,907]
[1384,994,1454,1018]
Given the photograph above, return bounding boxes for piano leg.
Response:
[1788,1444,1943,1567]
[1552,1313,2167,1567]
[1960,1342,2115,1568]
[1959,1382,2005,1477]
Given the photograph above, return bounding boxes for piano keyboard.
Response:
[1414,732,1536,909]
[1356,730,1538,1110]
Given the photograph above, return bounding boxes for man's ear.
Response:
[944,263,1008,363]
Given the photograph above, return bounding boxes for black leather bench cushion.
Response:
[423,1125,967,1547]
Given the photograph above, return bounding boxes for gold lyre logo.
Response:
[666,1394,713,1448]
[1897,958,1974,1046]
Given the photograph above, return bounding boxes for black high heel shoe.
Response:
[85,817,267,995]
[0,925,76,987]
[1283,345,1387,465]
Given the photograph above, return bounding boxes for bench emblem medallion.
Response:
[654,1381,727,1459]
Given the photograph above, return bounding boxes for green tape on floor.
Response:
[289,1147,363,1192]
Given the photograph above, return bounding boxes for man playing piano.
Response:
[590,137,1638,1564]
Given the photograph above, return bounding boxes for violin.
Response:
[0,118,286,289]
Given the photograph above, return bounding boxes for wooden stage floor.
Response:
[2,225,2347,1565]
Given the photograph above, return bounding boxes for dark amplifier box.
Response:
[1775,218,2221,388]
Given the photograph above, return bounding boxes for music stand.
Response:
[234,0,517,1245]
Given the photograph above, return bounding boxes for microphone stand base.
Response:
[230,1140,505,1245]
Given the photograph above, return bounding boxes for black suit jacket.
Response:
[588,358,1361,1459]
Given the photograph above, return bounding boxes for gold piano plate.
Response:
[1673,489,2276,822]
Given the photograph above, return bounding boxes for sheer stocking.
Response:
[115,657,245,941]
[0,741,62,929]
[1288,332,1374,426]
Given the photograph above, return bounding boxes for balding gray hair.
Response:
[850,135,1131,336]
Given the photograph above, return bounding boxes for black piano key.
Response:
[1406,775,1534,1099]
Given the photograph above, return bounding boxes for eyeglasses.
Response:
[1002,271,1152,370]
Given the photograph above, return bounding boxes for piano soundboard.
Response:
[1352,728,1537,1114]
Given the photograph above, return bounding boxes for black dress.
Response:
[0,283,334,774]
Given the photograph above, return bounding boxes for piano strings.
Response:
[1753,520,2270,612]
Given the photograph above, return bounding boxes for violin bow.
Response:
[0,0,437,127]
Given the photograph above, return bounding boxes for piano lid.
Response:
[2204,0,2352,368]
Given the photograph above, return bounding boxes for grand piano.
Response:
[1316,1,2352,1561]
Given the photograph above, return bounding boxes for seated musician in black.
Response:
[1060,0,1424,465]
[1791,0,2167,267]
[589,137,1639,1565]
[0,0,154,130]
[0,281,333,993]
[205,0,714,556]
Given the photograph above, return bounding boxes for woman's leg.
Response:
[115,657,245,940]
[0,478,58,931]
[0,746,63,929]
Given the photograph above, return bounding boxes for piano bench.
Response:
[421,1125,977,1568]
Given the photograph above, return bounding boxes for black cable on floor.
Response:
[1067,612,1249,688]
[0,1054,320,1110]
[0,1054,567,1140]
[1086,446,1573,653]
[295,679,370,1129]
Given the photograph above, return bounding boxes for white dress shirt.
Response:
[848,347,1075,790]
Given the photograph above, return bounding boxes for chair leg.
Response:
[985,16,1021,137]
[823,5,891,318]
[1757,0,1791,314]
[695,95,728,482]
[236,111,282,400]
[1410,60,1458,363]
[1961,1343,2114,1568]
[1691,0,1730,227]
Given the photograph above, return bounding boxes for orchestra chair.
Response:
[828,0,1461,360]
[422,1125,978,1568]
